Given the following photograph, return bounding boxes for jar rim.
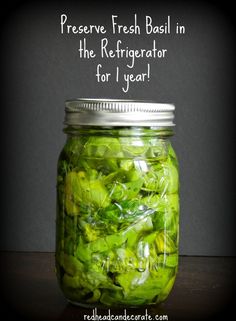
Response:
[64,98,175,127]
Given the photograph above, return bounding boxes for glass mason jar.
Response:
[56,99,179,308]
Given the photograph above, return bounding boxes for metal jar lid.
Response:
[64,98,175,127]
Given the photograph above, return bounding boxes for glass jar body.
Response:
[56,127,179,308]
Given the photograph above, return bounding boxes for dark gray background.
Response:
[1,1,235,255]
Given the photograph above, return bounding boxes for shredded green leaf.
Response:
[56,133,179,306]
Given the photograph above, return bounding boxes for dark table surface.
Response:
[0,252,235,321]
